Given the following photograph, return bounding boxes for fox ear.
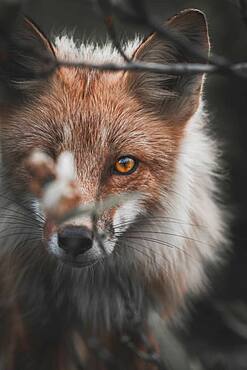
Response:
[0,17,56,102]
[126,9,209,122]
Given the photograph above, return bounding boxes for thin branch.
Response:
[104,0,229,68]
[104,15,131,63]
[121,334,167,370]
[97,0,131,62]
[35,0,247,79]
[56,58,247,76]
[1,0,247,84]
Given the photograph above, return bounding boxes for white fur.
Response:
[123,103,226,298]
[55,35,141,64]
[113,198,143,234]
[162,104,226,294]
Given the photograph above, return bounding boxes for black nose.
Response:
[58,226,93,258]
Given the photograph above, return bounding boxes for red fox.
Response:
[0,8,227,369]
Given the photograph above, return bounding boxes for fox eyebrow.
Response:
[108,133,172,154]
[107,130,150,148]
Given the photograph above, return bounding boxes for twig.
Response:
[121,334,167,370]
[104,0,229,69]
[24,150,139,224]
[97,0,131,62]
[56,59,247,76]
[1,0,247,85]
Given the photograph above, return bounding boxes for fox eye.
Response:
[112,156,139,176]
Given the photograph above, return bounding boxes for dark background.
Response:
[22,0,247,368]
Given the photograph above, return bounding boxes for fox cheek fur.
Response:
[0,9,227,332]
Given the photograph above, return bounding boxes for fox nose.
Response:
[58,226,93,257]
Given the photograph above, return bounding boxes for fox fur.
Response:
[0,8,227,370]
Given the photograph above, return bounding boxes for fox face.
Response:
[0,9,226,330]
[4,67,184,267]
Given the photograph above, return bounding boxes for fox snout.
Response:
[45,213,115,267]
[58,225,93,257]
[55,224,105,267]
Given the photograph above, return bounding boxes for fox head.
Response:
[0,10,225,330]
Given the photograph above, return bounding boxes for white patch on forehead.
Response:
[113,199,143,235]
[54,35,141,64]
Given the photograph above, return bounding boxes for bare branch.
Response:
[1,0,247,88]
[56,58,247,77]
[103,0,228,68]
[97,0,131,62]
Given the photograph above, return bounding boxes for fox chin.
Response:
[0,8,227,337]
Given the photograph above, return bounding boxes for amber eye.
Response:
[112,156,139,176]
